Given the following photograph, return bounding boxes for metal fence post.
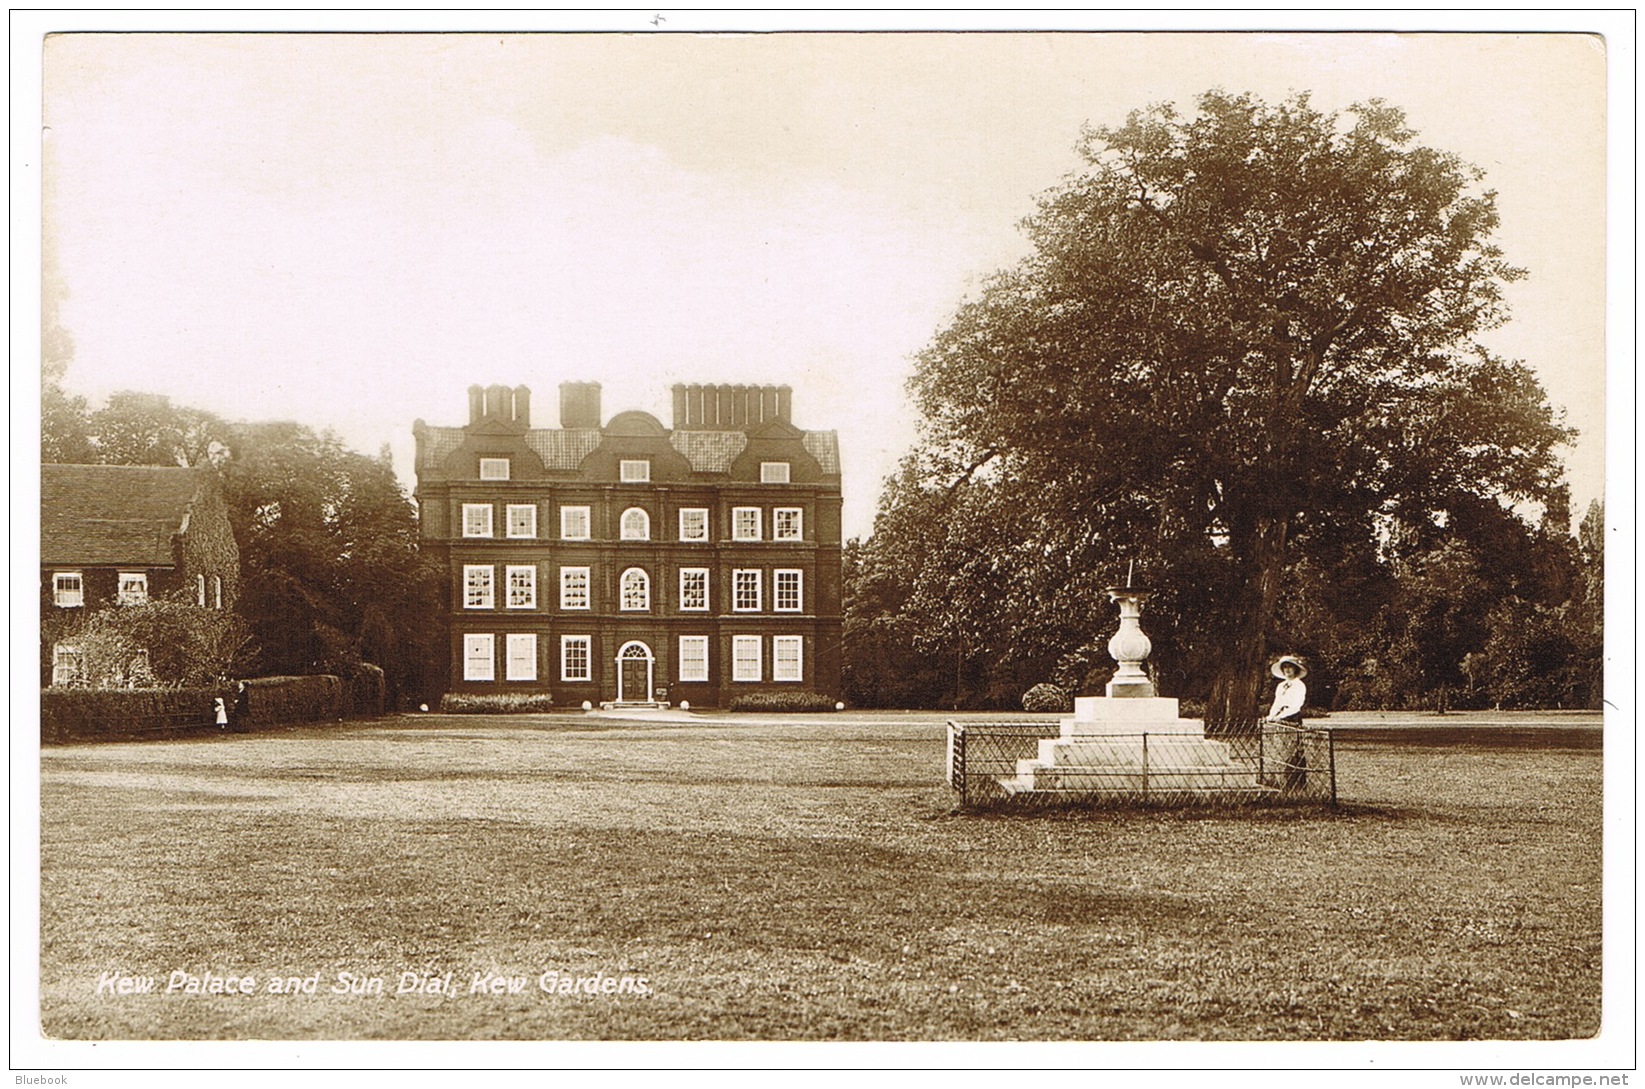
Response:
[955,725,967,809]
[1257,724,1265,787]
[1327,728,1337,806]
[1141,732,1149,801]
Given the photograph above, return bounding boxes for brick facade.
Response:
[415,382,843,706]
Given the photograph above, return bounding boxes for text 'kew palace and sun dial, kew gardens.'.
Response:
[413,381,843,708]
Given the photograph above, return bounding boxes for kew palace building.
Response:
[414,382,843,707]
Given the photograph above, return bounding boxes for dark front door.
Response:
[621,658,648,702]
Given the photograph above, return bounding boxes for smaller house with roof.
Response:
[41,464,240,686]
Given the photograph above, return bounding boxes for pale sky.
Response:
[41,29,1609,538]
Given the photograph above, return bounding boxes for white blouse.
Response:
[1267,678,1306,721]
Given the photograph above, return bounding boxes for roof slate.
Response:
[417,427,466,468]
[801,432,841,475]
[41,464,201,567]
[525,429,604,471]
[669,430,747,473]
[418,425,841,476]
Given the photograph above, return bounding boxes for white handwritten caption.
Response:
[95,969,652,998]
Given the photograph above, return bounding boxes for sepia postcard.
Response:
[13,11,1631,1081]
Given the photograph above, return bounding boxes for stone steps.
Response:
[1002,764,1273,794]
[998,781,1280,799]
[993,704,1263,799]
[1000,697,1271,798]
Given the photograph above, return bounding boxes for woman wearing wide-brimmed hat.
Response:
[1264,656,1308,726]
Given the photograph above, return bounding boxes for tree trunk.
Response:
[1204,514,1290,736]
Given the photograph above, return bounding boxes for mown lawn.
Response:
[38,713,1602,1040]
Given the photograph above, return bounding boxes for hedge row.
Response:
[239,675,344,728]
[42,673,381,743]
[438,693,556,714]
[40,687,228,743]
[726,690,840,713]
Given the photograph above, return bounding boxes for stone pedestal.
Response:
[1104,589,1156,698]
[995,581,1266,798]
[1001,696,1257,794]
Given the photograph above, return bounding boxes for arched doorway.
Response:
[615,641,655,703]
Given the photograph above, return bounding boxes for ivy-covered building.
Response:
[414,382,843,707]
[40,464,241,686]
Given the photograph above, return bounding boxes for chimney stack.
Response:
[671,382,793,430]
[467,384,530,430]
[671,384,688,430]
[484,384,509,420]
[560,382,602,429]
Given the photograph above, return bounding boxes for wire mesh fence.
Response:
[946,720,1336,809]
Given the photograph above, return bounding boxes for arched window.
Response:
[620,507,651,540]
[196,574,207,606]
[620,568,650,611]
[212,576,223,609]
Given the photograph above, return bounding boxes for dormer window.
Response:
[761,461,791,484]
[620,459,651,483]
[479,457,511,481]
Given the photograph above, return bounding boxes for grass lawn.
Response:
[38,712,1602,1041]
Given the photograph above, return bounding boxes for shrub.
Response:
[41,687,228,743]
[1052,647,1106,696]
[1021,683,1073,713]
[438,693,556,714]
[343,664,387,718]
[72,601,254,689]
[240,675,343,727]
[726,690,839,713]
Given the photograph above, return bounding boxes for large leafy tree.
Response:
[90,390,231,467]
[222,421,445,706]
[908,91,1572,728]
[41,360,95,464]
[40,381,231,468]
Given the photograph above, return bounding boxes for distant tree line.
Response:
[841,92,1602,716]
[842,471,1601,713]
[43,366,445,707]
